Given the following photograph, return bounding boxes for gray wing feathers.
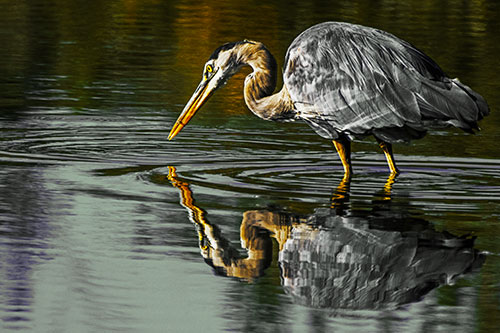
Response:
[284,22,489,142]
[418,78,489,129]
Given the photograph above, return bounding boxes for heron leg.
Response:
[332,137,352,178]
[382,171,398,199]
[376,139,400,174]
[331,172,351,215]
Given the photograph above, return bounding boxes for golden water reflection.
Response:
[167,166,484,309]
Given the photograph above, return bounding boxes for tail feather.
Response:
[416,78,489,132]
[452,78,489,120]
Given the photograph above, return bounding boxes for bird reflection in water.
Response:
[167,167,484,309]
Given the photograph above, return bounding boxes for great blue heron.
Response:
[168,22,489,177]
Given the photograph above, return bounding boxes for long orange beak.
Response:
[168,79,215,140]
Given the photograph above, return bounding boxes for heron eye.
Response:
[206,65,213,73]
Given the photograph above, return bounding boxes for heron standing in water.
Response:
[168,22,489,177]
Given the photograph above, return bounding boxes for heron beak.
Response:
[168,78,216,140]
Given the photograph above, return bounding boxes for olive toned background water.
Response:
[1,0,500,332]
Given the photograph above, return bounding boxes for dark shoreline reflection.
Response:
[166,167,484,310]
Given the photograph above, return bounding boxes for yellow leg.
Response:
[331,172,351,213]
[382,171,398,199]
[333,138,352,178]
[377,140,400,174]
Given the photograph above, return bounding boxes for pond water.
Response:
[1,0,500,332]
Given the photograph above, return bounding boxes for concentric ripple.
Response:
[2,110,500,210]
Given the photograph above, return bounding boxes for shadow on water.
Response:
[163,166,485,311]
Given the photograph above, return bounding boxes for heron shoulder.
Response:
[284,22,446,84]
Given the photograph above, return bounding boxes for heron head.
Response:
[168,41,257,140]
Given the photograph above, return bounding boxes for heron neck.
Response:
[240,45,294,121]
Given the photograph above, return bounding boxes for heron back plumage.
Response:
[284,22,489,143]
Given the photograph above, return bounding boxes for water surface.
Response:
[1,0,500,331]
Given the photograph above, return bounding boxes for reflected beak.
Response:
[168,78,216,140]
